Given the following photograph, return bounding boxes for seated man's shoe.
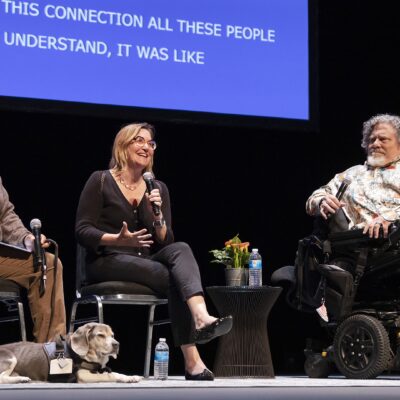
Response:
[185,368,214,381]
[193,315,233,344]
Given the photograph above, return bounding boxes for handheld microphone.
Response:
[30,218,46,296]
[143,172,161,216]
[336,178,351,201]
[321,178,351,219]
[30,218,43,262]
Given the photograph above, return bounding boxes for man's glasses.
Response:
[130,136,157,150]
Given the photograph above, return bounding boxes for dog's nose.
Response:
[112,340,120,352]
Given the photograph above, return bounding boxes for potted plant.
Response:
[210,234,250,286]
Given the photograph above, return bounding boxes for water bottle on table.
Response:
[154,338,169,380]
[249,248,262,286]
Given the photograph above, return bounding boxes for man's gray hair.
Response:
[361,114,400,149]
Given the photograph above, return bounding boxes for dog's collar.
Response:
[65,341,113,374]
[79,360,112,374]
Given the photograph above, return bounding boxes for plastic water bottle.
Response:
[249,248,262,286]
[154,338,169,380]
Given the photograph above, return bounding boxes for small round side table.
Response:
[206,285,282,378]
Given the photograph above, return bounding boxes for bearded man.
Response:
[303,114,400,321]
[307,114,400,239]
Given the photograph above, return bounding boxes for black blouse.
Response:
[75,170,174,260]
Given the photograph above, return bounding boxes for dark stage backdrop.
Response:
[1,1,400,376]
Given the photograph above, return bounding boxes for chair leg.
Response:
[95,295,104,323]
[17,300,27,342]
[69,296,105,333]
[144,304,156,378]
[69,301,79,333]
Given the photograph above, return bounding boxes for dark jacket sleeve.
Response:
[0,176,30,246]
[75,171,106,252]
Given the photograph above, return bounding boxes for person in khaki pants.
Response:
[0,176,66,343]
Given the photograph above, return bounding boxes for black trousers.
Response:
[86,242,204,346]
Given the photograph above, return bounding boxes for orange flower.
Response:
[211,234,251,268]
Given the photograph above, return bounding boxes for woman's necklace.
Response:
[119,176,141,192]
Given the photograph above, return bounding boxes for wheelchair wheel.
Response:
[333,314,391,379]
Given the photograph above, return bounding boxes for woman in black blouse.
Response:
[76,122,232,380]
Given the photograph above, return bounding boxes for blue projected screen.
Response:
[0,0,313,125]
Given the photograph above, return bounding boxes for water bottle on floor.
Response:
[249,248,262,286]
[154,338,169,380]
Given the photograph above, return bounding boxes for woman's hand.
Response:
[115,222,154,247]
[363,216,391,238]
[319,194,345,219]
[145,188,163,217]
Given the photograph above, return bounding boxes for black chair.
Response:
[0,278,27,341]
[69,245,169,378]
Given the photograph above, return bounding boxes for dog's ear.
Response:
[70,323,98,357]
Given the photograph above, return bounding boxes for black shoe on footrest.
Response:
[193,315,233,344]
[185,368,215,381]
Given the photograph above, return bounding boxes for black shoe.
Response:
[185,368,215,381]
[193,316,233,344]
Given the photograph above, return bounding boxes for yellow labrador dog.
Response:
[0,323,142,384]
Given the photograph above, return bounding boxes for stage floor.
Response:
[1,376,400,400]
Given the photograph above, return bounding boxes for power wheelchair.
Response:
[272,218,400,379]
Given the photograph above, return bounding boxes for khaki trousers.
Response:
[0,252,66,343]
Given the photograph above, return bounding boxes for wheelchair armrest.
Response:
[328,221,400,249]
[322,222,400,280]
[328,229,381,247]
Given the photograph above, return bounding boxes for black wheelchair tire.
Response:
[333,314,391,379]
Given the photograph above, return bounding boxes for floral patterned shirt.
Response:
[306,158,400,228]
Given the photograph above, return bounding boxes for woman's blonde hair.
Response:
[109,122,155,174]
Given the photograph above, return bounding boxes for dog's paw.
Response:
[11,376,31,384]
[113,372,142,383]
[0,375,31,384]
[121,375,142,383]
[130,375,142,383]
